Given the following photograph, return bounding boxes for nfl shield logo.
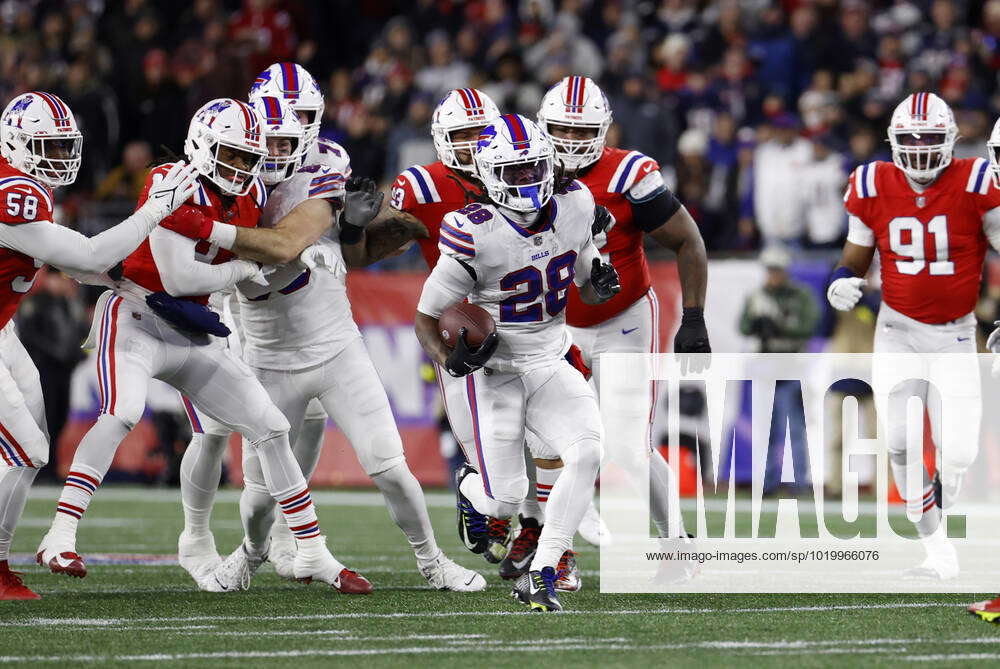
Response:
[916,196,926,208]
[533,236,543,246]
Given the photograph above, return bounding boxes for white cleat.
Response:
[903,534,959,580]
[204,542,267,593]
[419,553,487,592]
[36,529,86,578]
[293,537,372,594]
[577,498,611,548]
[269,536,297,580]
[178,531,222,591]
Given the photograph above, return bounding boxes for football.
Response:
[439,302,495,348]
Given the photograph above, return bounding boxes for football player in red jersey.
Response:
[0,91,198,600]
[37,99,352,589]
[828,92,1000,580]
[499,76,709,588]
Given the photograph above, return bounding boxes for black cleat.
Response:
[933,471,942,509]
[455,464,488,554]
[512,566,562,612]
[499,515,541,580]
[484,517,512,564]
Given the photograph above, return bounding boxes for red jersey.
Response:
[390,162,477,267]
[0,158,53,327]
[565,147,660,327]
[845,157,1000,324]
[123,167,266,305]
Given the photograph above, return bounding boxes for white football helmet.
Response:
[249,95,305,185]
[249,63,324,153]
[987,116,1000,189]
[474,113,555,213]
[888,92,957,183]
[537,76,611,172]
[431,88,500,173]
[184,98,267,196]
[0,91,82,187]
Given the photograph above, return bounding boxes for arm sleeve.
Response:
[625,169,682,233]
[846,215,875,247]
[984,206,1000,252]
[573,240,601,287]
[0,212,156,274]
[416,254,476,318]
[148,226,258,296]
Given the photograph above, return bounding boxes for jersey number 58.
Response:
[6,192,39,221]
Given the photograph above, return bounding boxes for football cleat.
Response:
[177,530,222,591]
[419,552,487,592]
[293,540,372,594]
[653,535,701,585]
[269,536,297,580]
[455,463,489,554]
[484,517,512,564]
[499,515,541,580]
[0,561,39,600]
[554,550,581,592]
[903,533,959,581]
[512,566,562,612]
[35,531,86,578]
[577,498,611,547]
[969,596,1000,623]
[205,542,267,593]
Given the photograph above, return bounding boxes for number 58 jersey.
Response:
[845,157,1000,324]
[418,182,600,373]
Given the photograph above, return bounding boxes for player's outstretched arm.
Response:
[647,205,707,310]
[342,210,428,268]
[0,162,198,275]
[149,227,262,297]
[827,241,875,312]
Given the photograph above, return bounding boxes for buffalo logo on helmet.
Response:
[476,125,497,152]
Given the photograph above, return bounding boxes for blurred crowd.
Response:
[4,0,1000,476]
[1,0,998,253]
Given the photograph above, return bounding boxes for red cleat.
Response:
[969,596,1000,623]
[333,568,373,595]
[0,561,40,600]
[36,549,87,578]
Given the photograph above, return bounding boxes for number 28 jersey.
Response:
[845,157,1000,324]
[418,183,599,373]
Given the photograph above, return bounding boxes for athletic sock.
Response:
[531,438,600,570]
[180,432,229,536]
[371,462,439,562]
[533,465,561,520]
[649,449,687,538]
[0,467,38,561]
[890,453,940,537]
[52,414,129,534]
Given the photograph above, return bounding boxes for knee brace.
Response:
[357,427,405,477]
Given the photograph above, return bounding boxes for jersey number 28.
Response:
[888,215,954,276]
[499,251,577,322]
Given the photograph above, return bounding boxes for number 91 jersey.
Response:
[0,157,52,327]
[845,157,1000,324]
[429,182,598,373]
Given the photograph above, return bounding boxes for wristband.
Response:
[339,223,364,245]
[829,266,856,283]
[207,220,237,250]
[681,307,705,325]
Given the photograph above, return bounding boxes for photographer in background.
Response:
[739,246,819,494]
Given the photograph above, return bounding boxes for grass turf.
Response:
[2,485,998,667]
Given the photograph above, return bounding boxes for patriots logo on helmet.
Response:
[202,100,232,117]
[476,125,497,152]
[9,96,33,116]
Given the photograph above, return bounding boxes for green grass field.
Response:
[3,485,998,667]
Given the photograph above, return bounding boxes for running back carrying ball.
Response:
[439,302,495,348]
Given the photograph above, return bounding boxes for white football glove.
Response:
[299,243,346,277]
[139,161,200,221]
[237,260,270,287]
[827,276,866,311]
[987,321,1000,353]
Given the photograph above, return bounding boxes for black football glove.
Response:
[592,204,614,237]
[445,328,499,377]
[343,176,384,228]
[590,258,621,301]
[674,307,711,374]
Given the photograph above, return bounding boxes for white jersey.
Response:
[417,182,601,372]
[237,138,360,371]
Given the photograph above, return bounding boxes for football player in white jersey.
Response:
[179,65,483,593]
[415,114,621,611]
